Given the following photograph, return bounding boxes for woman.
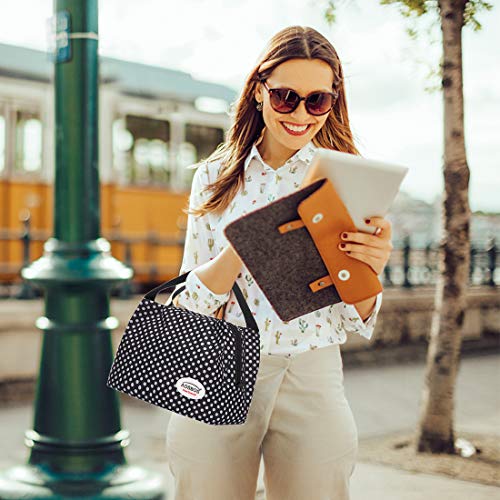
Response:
[166,25,392,500]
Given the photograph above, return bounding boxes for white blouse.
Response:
[171,133,383,358]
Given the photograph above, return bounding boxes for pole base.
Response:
[0,463,166,499]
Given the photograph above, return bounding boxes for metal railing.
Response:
[0,213,186,299]
[382,234,498,288]
[0,215,498,300]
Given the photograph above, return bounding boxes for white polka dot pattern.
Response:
[106,295,261,425]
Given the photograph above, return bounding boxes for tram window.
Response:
[181,123,224,189]
[0,114,4,173]
[14,111,42,174]
[185,123,224,161]
[112,115,171,186]
[177,142,197,188]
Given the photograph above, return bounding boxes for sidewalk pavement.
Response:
[1,352,499,499]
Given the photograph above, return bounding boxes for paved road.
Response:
[1,353,499,499]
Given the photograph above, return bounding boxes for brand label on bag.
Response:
[176,377,206,400]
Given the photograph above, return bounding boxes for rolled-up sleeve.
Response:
[169,162,231,315]
[333,291,383,340]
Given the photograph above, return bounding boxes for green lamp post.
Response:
[0,0,166,498]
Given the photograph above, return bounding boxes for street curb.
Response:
[341,334,500,368]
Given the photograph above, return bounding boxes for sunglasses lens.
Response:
[306,93,334,115]
[266,83,337,115]
[270,89,300,113]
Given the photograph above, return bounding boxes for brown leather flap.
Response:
[297,178,383,304]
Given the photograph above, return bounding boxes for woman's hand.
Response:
[338,217,393,275]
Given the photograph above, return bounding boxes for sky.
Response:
[0,0,498,212]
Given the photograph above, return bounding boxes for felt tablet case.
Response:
[223,177,383,322]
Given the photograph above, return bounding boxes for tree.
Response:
[324,0,493,454]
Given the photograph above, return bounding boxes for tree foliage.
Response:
[379,0,493,31]
[324,0,493,92]
[325,1,493,34]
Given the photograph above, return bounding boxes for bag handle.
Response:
[169,284,187,303]
[144,271,259,333]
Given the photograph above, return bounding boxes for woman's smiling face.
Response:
[255,58,335,151]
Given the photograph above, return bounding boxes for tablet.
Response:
[300,148,409,235]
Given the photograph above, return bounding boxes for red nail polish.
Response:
[365,218,370,224]
[342,232,348,239]
[340,243,346,248]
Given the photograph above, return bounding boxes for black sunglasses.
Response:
[260,80,338,116]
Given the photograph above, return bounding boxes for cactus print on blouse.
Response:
[172,131,383,358]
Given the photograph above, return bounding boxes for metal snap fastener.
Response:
[338,269,350,281]
[318,281,325,286]
[312,213,323,223]
[287,223,293,230]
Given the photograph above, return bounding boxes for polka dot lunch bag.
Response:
[106,270,261,425]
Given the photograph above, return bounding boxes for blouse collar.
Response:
[243,127,318,172]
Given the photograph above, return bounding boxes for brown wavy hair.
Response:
[187,25,360,218]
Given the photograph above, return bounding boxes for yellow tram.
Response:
[0,42,236,290]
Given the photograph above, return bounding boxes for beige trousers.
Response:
[165,343,359,500]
